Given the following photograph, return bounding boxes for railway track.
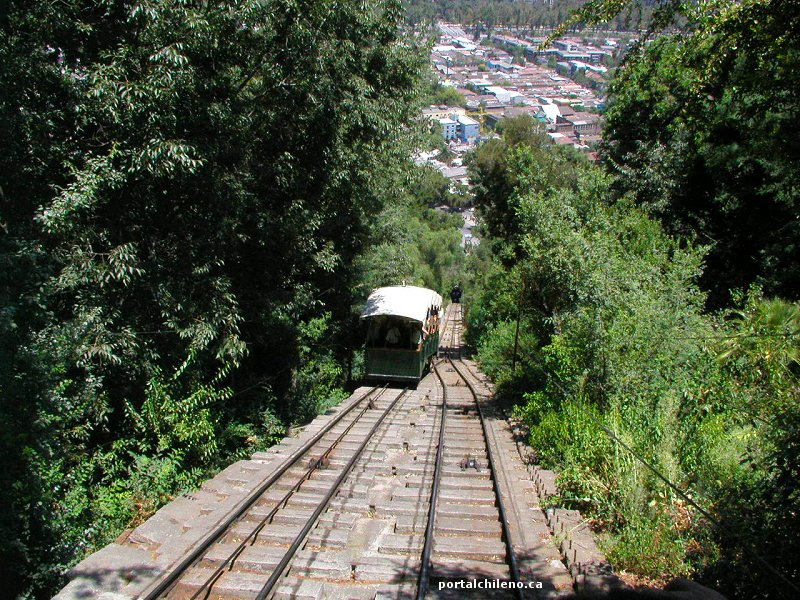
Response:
[57,303,584,600]
[139,384,410,598]
[416,305,527,599]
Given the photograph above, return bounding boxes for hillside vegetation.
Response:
[0,1,466,596]
[464,0,800,597]
[2,0,798,598]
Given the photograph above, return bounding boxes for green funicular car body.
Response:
[361,285,443,383]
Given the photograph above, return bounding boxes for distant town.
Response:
[419,23,630,250]
[422,23,629,164]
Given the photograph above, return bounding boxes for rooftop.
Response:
[360,286,443,323]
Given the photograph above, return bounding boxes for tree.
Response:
[595,0,800,305]
[462,1,800,594]
[496,114,546,148]
[467,118,585,256]
[423,81,468,107]
[0,1,425,595]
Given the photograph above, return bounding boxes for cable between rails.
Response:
[417,362,448,600]
[449,358,525,600]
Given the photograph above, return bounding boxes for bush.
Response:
[462,136,800,594]
[607,513,690,580]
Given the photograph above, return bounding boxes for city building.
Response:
[423,105,466,120]
[439,117,458,141]
[456,115,480,143]
[427,27,609,154]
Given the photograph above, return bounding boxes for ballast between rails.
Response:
[55,296,593,599]
[255,387,410,600]
[450,357,525,600]
[187,386,396,600]
[416,353,448,600]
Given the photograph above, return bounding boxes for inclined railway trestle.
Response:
[142,385,408,599]
[55,302,589,600]
[145,303,529,600]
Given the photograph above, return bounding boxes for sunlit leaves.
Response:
[38,152,125,234]
[1,0,427,595]
[133,139,204,175]
[600,0,800,302]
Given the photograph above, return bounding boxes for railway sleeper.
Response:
[324,452,387,468]
[243,506,314,526]
[172,567,272,599]
[440,465,491,479]
[223,522,305,546]
[436,502,500,520]
[261,490,331,509]
[268,478,340,496]
[198,542,287,572]
[288,550,354,580]
[304,527,350,549]
[437,476,493,491]
[395,514,501,537]
[435,488,497,505]
[442,443,485,456]
[391,462,437,477]
[442,450,488,462]
[354,554,420,582]
[275,579,418,600]
[241,508,359,531]
[378,533,424,556]
[432,535,506,561]
[430,557,510,581]
[374,499,430,518]
[270,576,325,600]
[399,471,489,489]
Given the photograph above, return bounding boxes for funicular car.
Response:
[360,285,442,383]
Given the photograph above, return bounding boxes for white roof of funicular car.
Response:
[360,286,443,324]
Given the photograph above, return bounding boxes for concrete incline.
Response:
[54,304,619,600]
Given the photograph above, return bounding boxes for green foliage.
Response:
[473,318,540,395]
[600,0,800,304]
[128,368,224,461]
[411,166,458,207]
[606,513,691,580]
[494,114,546,148]
[403,0,655,32]
[528,398,611,471]
[701,292,800,597]
[289,313,349,423]
[463,132,800,594]
[422,80,467,108]
[718,290,800,412]
[355,161,466,297]
[466,125,587,254]
[455,0,800,593]
[0,0,428,596]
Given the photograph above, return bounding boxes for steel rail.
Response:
[440,303,460,360]
[255,388,410,600]
[453,305,461,359]
[187,386,391,600]
[416,355,449,599]
[450,358,525,600]
[141,384,384,599]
